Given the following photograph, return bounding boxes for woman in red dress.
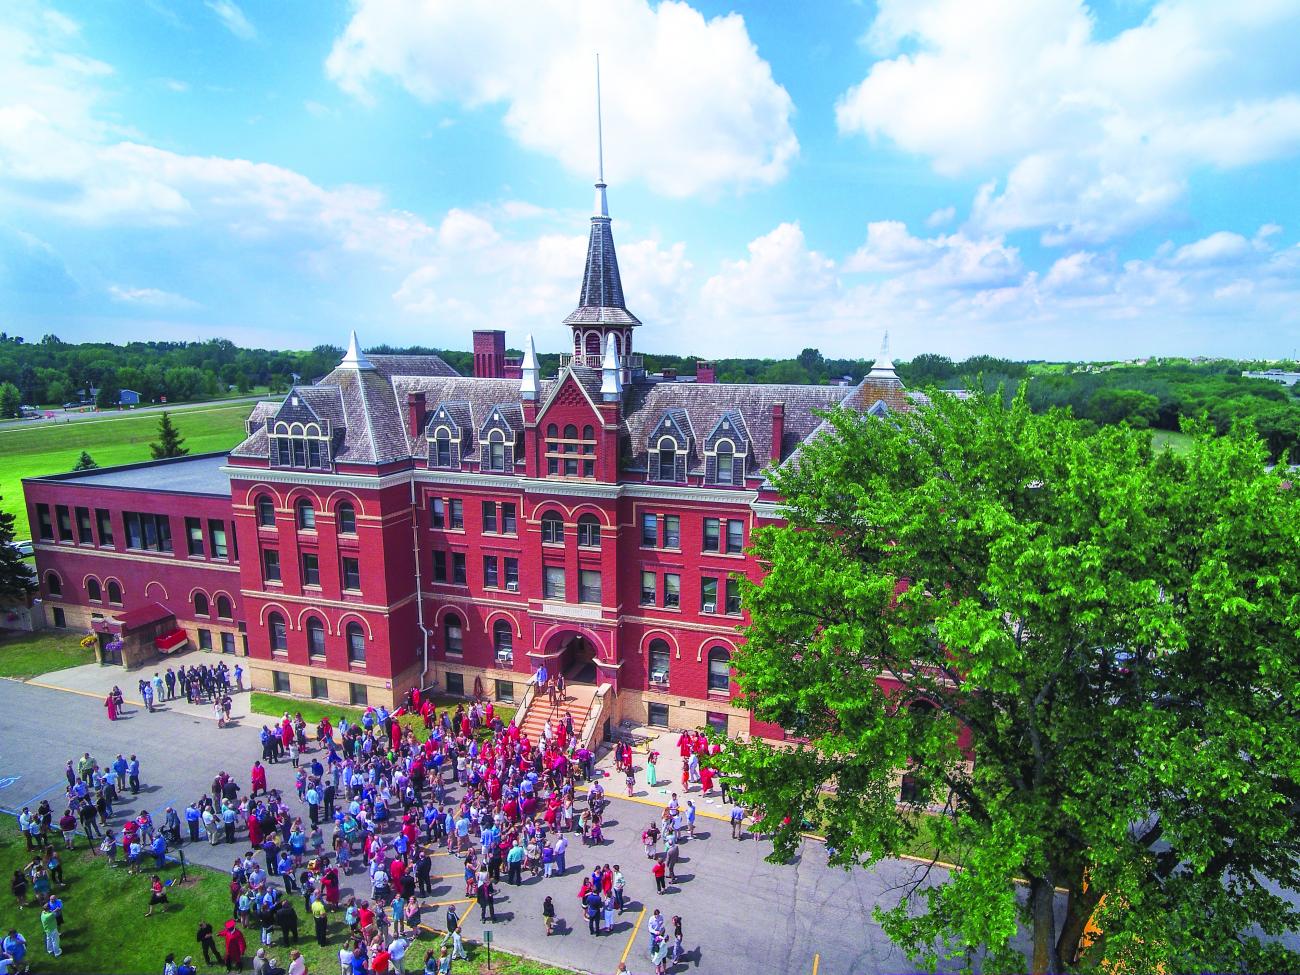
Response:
[105,692,118,721]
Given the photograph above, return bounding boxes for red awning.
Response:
[155,628,188,653]
[114,602,174,630]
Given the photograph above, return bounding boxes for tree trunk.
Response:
[1056,883,1103,968]
[1031,877,1063,975]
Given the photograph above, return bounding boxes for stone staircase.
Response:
[517,682,598,744]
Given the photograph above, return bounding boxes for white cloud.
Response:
[1169,231,1253,268]
[837,0,1300,243]
[108,284,198,308]
[325,0,798,198]
[205,0,255,41]
[926,206,955,228]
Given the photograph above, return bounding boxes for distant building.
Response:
[119,389,141,406]
[1242,369,1300,386]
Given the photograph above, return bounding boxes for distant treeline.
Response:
[2,334,1296,460]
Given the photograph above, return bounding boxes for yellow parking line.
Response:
[813,952,820,975]
[600,790,732,823]
[619,906,647,966]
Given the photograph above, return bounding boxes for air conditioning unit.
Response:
[702,602,716,613]
[506,581,519,592]
[650,670,669,684]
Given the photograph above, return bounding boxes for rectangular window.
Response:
[349,683,368,706]
[123,512,171,552]
[706,712,729,735]
[726,577,742,614]
[547,458,558,475]
[640,570,657,605]
[482,501,497,533]
[208,519,228,559]
[95,509,113,546]
[495,679,515,704]
[445,672,464,696]
[701,576,718,613]
[726,519,744,554]
[502,503,517,534]
[483,555,499,588]
[664,515,681,548]
[302,553,320,586]
[664,573,680,609]
[263,549,281,583]
[504,557,519,590]
[52,607,66,628]
[648,702,669,728]
[272,671,290,693]
[579,569,602,604]
[703,518,720,553]
[452,552,467,584]
[641,513,658,547]
[186,517,205,557]
[198,628,212,650]
[543,566,566,600]
[342,556,361,591]
[56,505,73,541]
[36,504,53,541]
[220,632,236,654]
[310,676,328,700]
[75,507,92,544]
[430,497,445,528]
[449,499,464,530]
[432,551,447,582]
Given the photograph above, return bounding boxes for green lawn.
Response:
[1151,428,1194,454]
[250,691,518,738]
[0,629,96,680]
[0,818,570,975]
[0,402,256,529]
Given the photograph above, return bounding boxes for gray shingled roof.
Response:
[368,354,459,379]
[563,216,641,327]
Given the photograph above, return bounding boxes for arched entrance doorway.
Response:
[560,635,598,684]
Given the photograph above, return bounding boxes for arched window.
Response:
[337,501,356,534]
[658,439,677,480]
[306,616,325,656]
[346,621,365,663]
[486,431,506,472]
[648,639,671,685]
[433,428,452,467]
[546,424,559,438]
[540,511,564,544]
[585,332,601,356]
[45,571,61,596]
[582,425,595,440]
[107,580,122,605]
[563,424,578,440]
[444,613,463,654]
[296,499,316,530]
[256,495,275,527]
[86,578,102,602]
[707,647,731,692]
[269,612,287,651]
[715,442,735,484]
[493,620,513,658]
[194,592,209,616]
[577,514,601,547]
[215,595,233,619]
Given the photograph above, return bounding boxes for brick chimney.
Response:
[695,361,715,384]
[406,391,427,440]
[770,401,785,466]
[472,330,506,379]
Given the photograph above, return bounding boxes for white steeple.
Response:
[340,330,375,371]
[601,333,622,401]
[868,330,896,379]
[520,334,539,400]
[594,53,608,219]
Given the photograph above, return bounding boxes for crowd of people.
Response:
[5,674,740,975]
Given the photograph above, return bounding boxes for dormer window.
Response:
[433,427,452,467]
[716,441,735,484]
[270,420,330,470]
[486,431,506,471]
[658,440,677,480]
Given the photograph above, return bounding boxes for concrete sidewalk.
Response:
[26,646,251,722]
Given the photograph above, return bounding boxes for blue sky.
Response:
[2,0,1299,361]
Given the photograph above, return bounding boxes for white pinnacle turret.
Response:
[600,333,622,400]
[340,330,375,371]
[869,330,896,378]
[520,334,539,400]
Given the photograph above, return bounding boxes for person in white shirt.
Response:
[389,935,409,975]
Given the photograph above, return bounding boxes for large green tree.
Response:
[149,411,189,459]
[0,499,34,600]
[722,390,1300,974]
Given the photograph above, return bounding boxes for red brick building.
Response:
[24,170,911,740]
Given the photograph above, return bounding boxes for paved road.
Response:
[0,395,265,431]
[0,678,982,974]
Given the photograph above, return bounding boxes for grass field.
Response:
[250,691,518,739]
[1151,428,1194,453]
[0,402,254,530]
[0,817,570,975]
[0,629,96,680]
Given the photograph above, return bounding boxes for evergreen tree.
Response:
[149,411,189,459]
[72,451,98,471]
[0,500,34,600]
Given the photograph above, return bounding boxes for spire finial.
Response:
[520,334,539,400]
[600,333,623,401]
[594,53,608,218]
[869,329,897,379]
[340,329,375,371]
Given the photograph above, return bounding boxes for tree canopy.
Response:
[0,499,33,600]
[721,389,1300,974]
